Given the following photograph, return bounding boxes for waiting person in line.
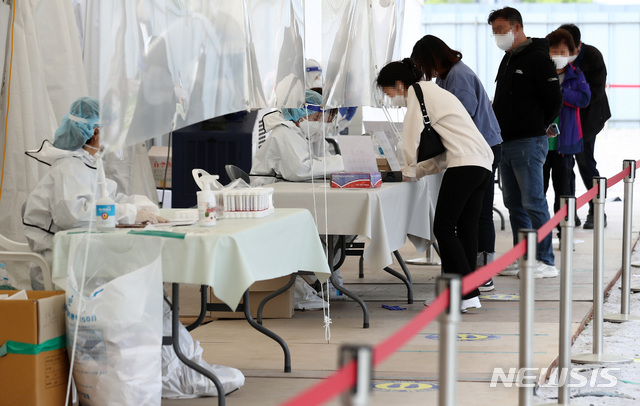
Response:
[23,97,167,289]
[488,7,563,279]
[411,35,502,292]
[543,28,591,239]
[377,59,493,312]
[251,89,344,182]
[559,23,611,229]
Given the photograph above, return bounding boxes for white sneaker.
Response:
[461,296,481,313]
[535,262,559,278]
[517,261,559,279]
[499,262,520,276]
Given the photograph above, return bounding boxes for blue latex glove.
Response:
[381,305,406,311]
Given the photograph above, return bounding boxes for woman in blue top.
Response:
[411,35,502,291]
[543,28,591,236]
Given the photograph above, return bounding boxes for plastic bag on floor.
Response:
[161,301,245,398]
[65,237,164,406]
[293,276,329,310]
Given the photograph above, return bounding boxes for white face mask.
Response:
[567,54,577,64]
[299,119,326,142]
[551,55,569,70]
[389,94,407,107]
[494,30,515,51]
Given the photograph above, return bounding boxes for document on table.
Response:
[338,135,379,173]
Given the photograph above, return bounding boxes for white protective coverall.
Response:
[22,141,157,288]
[250,111,344,182]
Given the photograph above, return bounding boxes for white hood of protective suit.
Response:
[25,140,97,168]
[261,110,289,134]
[250,111,343,181]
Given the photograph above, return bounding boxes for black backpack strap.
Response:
[411,83,431,127]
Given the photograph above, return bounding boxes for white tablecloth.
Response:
[270,175,442,271]
[52,209,330,309]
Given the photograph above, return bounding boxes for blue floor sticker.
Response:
[373,381,438,392]
[479,293,520,300]
[424,333,501,342]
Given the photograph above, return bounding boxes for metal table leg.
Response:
[257,274,297,325]
[393,250,413,284]
[383,266,413,304]
[328,235,370,328]
[242,290,292,372]
[186,285,208,332]
[379,250,414,304]
[165,283,226,406]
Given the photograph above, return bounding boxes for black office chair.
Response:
[325,137,341,155]
[225,165,251,184]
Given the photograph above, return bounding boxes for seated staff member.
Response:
[23,97,167,289]
[251,89,344,182]
[377,59,493,312]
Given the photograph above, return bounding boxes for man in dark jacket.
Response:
[488,7,563,278]
[560,23,611,229]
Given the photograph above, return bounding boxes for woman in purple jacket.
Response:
[543,28,591,235]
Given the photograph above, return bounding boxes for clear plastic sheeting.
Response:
[246,0,305,109]
[322,0,403,108]
[97,0,306,150]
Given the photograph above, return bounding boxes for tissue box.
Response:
[148,146,172,189]
[331,172,382,188]
[0,291,68,406]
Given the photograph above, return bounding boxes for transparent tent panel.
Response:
[96,0,400,149]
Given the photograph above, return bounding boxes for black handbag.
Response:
[412,83,446,162]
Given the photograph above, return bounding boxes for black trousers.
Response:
[574,135,600,215]
[543,150,575,215]
[433,166,492,300]
[477,144,501,253]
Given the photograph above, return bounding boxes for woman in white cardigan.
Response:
[377,59,494,311]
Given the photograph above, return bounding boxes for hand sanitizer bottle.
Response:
[96,181,116,231]
[197,181,216,226]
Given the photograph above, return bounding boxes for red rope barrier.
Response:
[281,294,449,406]
[280,160,637,405]
[607,84,640,88]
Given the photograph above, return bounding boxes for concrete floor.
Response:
[163,129,640,405]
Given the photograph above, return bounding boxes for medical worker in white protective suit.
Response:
[251,89,344,181]
[22,97,167,289]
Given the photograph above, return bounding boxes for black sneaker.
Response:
[583,214,594,229]
[479,278,495,292]
[575,214,581,227]
[584,214,607,229]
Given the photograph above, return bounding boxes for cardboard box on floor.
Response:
[210,275,294,319]
[0,290,69,406]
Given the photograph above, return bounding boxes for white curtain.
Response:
[0,0,87,241]
[73,0,157,202]
[322,0,403,108]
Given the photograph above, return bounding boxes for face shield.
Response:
[305,59,323,88]
[299,104,338,142]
